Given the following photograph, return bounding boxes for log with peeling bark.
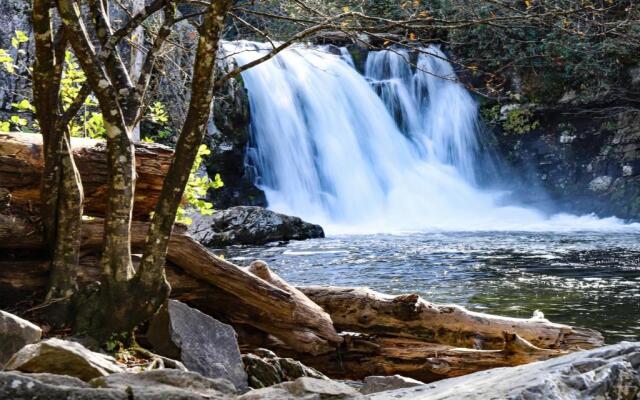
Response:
[283,331,566,382]
[0,213,341,355]
[0,212,605,381]
[0,132,172,218]
[299,286,604,351]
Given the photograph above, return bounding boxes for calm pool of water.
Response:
[217,231,640,343]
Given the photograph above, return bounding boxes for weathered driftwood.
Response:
[299,286,604,350]
[0,214,342,355]
[285,331,565,382]
[0,252,573,382]
[0,132,172,218]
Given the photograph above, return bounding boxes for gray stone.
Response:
[368,342,640,399]
[147,300,248,392]
[588,175,613,192]
[91,369,236,400]
[238,377,363,399]
[0,371,127,400]
[4,338,125,381]
[360,375,424,395]
[189,206,324,247]
[243,351,328,389]
[0,310,42,368]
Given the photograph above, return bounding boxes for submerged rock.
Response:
[360,375,424,395]
[243,350,328,389]
[368,341,640,399]
[0,310,42,368]
[189,206,324,246]
[4,338,124,381]
[147,300,248,392]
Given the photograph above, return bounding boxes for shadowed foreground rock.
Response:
[92,369,236,399]
[189,206,324,246]
[0,310,42,368]
[238,377,363,400]
[367,341,640,400]
[360,375,423,395]
[4,338,124,381]
[147,300,248,392]
[243,348,328,389]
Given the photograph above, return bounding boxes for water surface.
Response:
[219,231,640,343]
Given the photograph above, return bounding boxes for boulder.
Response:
[0,370,236,400]
[0,371,127,400]
[3,338,124,381]
[91,369,236,400]
[243,349,328,389]
[359,375,424,395]
[189,206,324,247]
[147,300,248,392]
[0,310,42,368]
[238,377,363,400]
[367,342,640,399]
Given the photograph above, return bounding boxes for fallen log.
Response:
[284,331,565,382]
[0,214,342,355]
[299,286,604,350]
[0,132,172,218]
[0,254,574,383]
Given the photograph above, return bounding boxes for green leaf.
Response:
[10,115,28,126]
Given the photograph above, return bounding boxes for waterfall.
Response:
[223,41,635,233]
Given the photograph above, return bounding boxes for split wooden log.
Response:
[285,331,565,382]
[299,286,604,351]
[0,213,342,355]
[0,132,172,218]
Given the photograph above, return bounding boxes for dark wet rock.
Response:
[238,377,363,400]
[147,300,248,392]
[368,341,640,399]
[91,369,236,400]
[0,310,41,368]
[0,371,127,400]
[204,57,266,209]
[359,375,424,395]
[243,350,328,389]
[493,109,640,221]
[4,338,124,381]
[189,206,324,247]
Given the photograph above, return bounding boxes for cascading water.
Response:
[223,41,636,233]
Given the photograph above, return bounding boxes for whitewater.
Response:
[222,41,639,234]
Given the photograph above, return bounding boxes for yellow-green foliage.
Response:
[176,144,224,225]
[1,31,105,138]
[503,108,540,135]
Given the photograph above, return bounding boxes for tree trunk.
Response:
[137,0,232,298]
[0,214,342,354]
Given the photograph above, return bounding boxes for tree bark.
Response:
[137,0,231,298]
[280,331,565,382]
[0,132,173,218]
[32,0,84,307]
[298,286,604,351]
[0,214,342,355]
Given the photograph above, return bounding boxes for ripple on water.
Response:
[221,231,640,343]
